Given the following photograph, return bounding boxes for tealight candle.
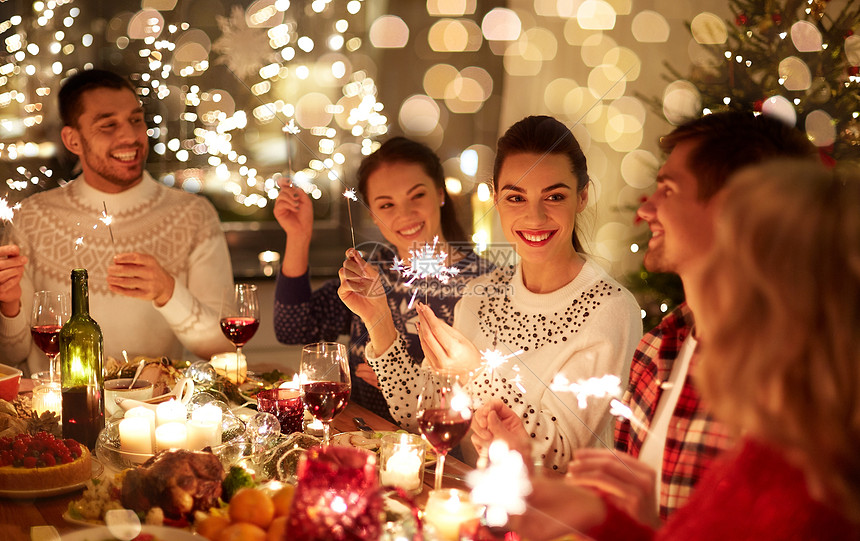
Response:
[379,433,424,494]
[155,422,187,452]
[119,417,153,458]
[186,419,220,450]
[423,489,480,541]
[156,399,186,427]
[31,383,62,417]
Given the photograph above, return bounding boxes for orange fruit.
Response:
[271,485,295,518]
[229,488,275,529]
[267,516,289,541]
[196,515,231,541]
[218,522,267,541]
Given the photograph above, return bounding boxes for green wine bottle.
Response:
[60,268,104,450]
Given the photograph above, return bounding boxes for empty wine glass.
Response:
[219,284,260,384]
[30,291,69,381]
[300,342,351,446]
[417,370,473,490]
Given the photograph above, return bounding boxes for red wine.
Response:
[418,408,471,454]
[220,316,259,346]
[301,381,350,422]
[31,325,62,357]
[62,385,104,450]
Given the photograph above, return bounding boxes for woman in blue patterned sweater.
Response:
[273,137,492,421]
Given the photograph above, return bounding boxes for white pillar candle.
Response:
[186,419,220,450]
[156,399,187,427]
[155,422,187,452]
[423,489,479,541]
[191,403,223,426]
[380,433,424,493]
[119,417,153,457]
[125,406,157,450]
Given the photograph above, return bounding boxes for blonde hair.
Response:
[695,159,860,521]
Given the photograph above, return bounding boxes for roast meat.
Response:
[121,449,224,519]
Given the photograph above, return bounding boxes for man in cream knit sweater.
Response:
[0,69,233,375]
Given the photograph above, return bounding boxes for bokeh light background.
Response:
[1,0,747,276]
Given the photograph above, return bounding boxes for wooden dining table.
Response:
[0,397,472,541]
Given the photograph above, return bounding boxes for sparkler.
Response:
[391,236,460,308]
[480,347,523,384]
[467,440,532,527]
[549,374,622,409]
[282,119,301,188]
[343,188,357,251]
[101,201,117,255]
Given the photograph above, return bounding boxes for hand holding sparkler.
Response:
[471,399,532,466]
[415,302,482,374]
[565,448,661,529]
[273,180,313,277]
[0,245,27,318]
[337,248,396,353]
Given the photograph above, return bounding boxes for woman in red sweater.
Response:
[515,160,860,541]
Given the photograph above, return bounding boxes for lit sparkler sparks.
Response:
[0,197,21,245]
[481,347,523,384]
[467,440,532,527]
[609,399,649,434]
[343,188,357,250]
[550,374,621,409]
[391,236,460,308]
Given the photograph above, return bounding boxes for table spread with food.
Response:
[0,356,495,541]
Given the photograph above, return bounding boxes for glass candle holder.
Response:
[287,446,384,541]
[32,382,62,417]
[423,488,480,541]
[256,388,304,435]
[379,433,425,495]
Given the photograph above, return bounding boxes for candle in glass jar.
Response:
[156,399,186,426]
[423,489,479,541]
[125,406,156,451]
[155,421,187,451]
[32,383,62,417]
[209,353,247,384]
[380,433,424,493]
[119,417,153,456]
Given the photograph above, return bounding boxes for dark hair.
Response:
[357,136,467,243]
[492,115,590,252]
[59,69,136,128]
[659,111,818,201]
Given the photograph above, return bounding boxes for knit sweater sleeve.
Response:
[364,333,431,431]
[273,271,354,344]
[155,201,235,359]
[465,295,641,472]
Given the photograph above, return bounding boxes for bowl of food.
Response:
[0,363,22,402]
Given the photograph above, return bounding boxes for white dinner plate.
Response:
[0,460,104,499]
[60,524,199,541]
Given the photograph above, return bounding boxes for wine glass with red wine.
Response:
[300,342,351,446]
[219,284,260,383]
[417,370,473,490]
[30,291,69,382]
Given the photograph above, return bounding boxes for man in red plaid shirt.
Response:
[566,111,818,527]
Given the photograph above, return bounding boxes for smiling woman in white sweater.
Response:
[340,116,642,471]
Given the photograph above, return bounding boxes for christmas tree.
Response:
[631,0,860,331]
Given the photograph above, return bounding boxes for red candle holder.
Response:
[256,388,304,435]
